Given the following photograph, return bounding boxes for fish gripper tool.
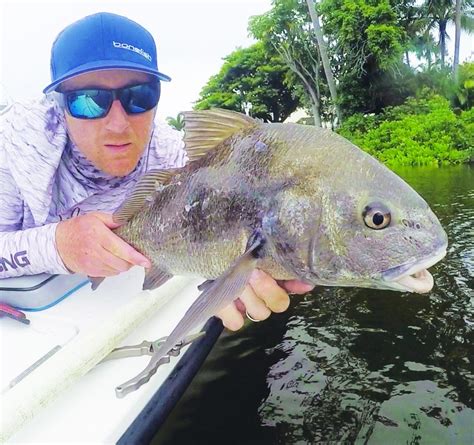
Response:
[100,331,205,398]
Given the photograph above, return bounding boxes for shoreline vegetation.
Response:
[337,90,474,167]
[178,0,473,169]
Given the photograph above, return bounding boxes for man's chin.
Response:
[102,162,138,177]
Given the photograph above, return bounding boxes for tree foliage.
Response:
[166,113,184,131]
[422,0,474,67]
[194,42,298,122]
[318,0,412,115]
[338,91,474,166]
[249,0,328,126]
[454,61,474,109]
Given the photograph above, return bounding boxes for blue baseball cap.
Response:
[43,12,171,93]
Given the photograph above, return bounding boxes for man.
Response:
[0,12,313,330]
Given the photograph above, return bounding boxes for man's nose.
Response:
[105,100,130,132]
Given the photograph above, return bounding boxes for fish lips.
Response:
[379,244,448,294]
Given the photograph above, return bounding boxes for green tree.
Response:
[422,0,474,68]
[166,113,184,131]
[412,30,440,68]
[319,0,411,115]
[338,92,473,166]
[194,42,298,122]
[411,65,455,99]
[249,0,327,126]
[392,0,431,67]
[453,61,474,109]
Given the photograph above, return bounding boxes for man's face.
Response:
[61,69,156,177]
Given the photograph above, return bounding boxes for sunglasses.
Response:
[58,81,160,119]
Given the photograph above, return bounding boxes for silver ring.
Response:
[245,310,261,322]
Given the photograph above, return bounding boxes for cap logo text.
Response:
[113,41,152,62]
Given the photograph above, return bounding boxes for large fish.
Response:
[103,108,447,374]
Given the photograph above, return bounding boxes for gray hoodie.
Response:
[0,97,186,278]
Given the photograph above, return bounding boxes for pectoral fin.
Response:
[89,265,171,292]
[143,265,173,290]
[150,229,266,361]
[197,279,214,292]
[90,277,105,290]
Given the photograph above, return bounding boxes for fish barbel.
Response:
[102,108,447,367]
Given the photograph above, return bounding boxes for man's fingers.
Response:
[86,260,122,277]
[55,212,151,277]
[90,211,123,229]
[78,247,127,277]
[216,304,244,331]
[99,247,134,273]
[102,232,151,268]
[94,214,151,268]
[217,270,308,332]
[249,270,290,313]
[278,280,314,294]
[239,285,272,321]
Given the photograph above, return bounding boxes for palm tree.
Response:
[422,0,474,68]
[453,0,462,78]
[452,0,474,77]
[166,113,185,131]
[395,0,426,68]
[414,30,440,68]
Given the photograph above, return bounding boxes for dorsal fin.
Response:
[182,108,257,163]
[113,168,181,224]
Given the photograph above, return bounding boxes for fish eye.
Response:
[362,202,391,230]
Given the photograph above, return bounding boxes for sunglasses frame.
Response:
[54,81,161,120]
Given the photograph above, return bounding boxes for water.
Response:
[153,165,473,445]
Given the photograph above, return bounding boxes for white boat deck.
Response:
[1,269,206,443]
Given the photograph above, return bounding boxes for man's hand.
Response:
[216,269,314,331]
[55,212,151,276]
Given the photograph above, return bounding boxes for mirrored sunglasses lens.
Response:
[120,83,160,114]
[67,90,111,119]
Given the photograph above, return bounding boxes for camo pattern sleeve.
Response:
[0,224,70,277]
[0,146,23,233]
[0,99,70,278]
[147,120,188,170]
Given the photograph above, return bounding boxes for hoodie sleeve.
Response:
[148,121,188,169]
[0,223,70,278]
[0,138,70,279]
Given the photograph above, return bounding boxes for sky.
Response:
[0,0,272,119]
[1,0,473,119]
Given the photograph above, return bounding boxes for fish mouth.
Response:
[381,246,447,294]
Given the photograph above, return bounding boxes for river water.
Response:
[154,165,473,445]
